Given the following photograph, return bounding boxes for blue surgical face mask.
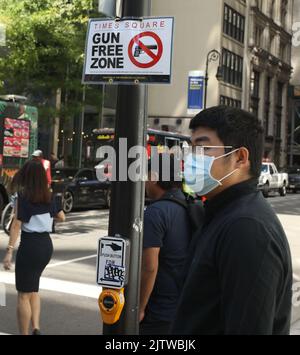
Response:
[184,149,240,196]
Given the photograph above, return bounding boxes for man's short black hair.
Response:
[148,153,182,191]
[189,106,264,179]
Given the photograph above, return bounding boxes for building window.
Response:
[270,0,275,19]
[223,4,245,43]
[250,70,260,118]
[220,95,242,108]
[255,26,264,48]
[222,48,243,87]
[264,77,271,136]
[280,41,287,62]
[276,82,284,139]
[270,33,276,55]
[281,0,288,29]
[255,0,263,11]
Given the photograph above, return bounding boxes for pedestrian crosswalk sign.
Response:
[96,236,130,289]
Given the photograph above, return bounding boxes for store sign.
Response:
[97,134,114,140]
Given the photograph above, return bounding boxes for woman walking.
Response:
[2,160,65,335]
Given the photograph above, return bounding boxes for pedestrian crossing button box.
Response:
[96,235,130,289]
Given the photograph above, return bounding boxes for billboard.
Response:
[3,118,30,158]
[0,100,38,166]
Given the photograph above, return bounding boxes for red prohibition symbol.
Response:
[128,31,163,69]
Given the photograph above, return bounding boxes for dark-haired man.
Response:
[172,106,292,335]
[139,154,191,335]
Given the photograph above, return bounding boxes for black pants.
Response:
[15,232,53,293]
[140,313,171,335]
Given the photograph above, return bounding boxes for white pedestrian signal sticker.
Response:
[83,17,174,84]
[97,236,130,289]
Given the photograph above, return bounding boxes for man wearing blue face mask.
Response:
[172,106,292,335]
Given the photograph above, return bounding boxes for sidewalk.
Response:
[291,319,300,335]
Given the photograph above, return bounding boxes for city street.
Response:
[0,207,110,335]
[0,192,300,335]
[1,0,300,338]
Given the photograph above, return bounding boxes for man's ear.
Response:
[235,147,249,168]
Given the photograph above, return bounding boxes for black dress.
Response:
[15,195,61,293]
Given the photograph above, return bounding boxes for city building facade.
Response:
[148,0,293,167]
[289,0,300,166]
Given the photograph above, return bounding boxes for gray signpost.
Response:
[103,0,150,335]
[92,0,174,335]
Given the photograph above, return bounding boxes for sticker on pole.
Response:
[96,236,130,289]
[83,17,174,84]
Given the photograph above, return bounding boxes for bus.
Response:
[0,96,38,211]
[83,128,190,167]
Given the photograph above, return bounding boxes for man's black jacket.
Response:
[172,180,293,335]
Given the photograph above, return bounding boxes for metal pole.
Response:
[103,0,150,335]
[204,56,209,109]
[78,85,86,168]
[204,50,221,110]
[52,88,62,157]
[242,0,251,111]
[290,99,295,167]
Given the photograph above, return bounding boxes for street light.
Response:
[204,49,223,109]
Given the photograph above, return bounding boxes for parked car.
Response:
[51,168,111,213]
[287,167,300,193]
[258,162,289,197]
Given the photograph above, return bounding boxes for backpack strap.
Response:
[156,195,204,233]
[157,196,188,210]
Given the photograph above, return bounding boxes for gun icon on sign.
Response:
[134,45,158,57]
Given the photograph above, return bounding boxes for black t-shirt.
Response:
[172,180,293,335]
[143,189,191,322]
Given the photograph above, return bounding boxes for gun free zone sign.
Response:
[83,17,174,84]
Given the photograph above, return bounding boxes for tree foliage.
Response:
[0,0,101,123]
